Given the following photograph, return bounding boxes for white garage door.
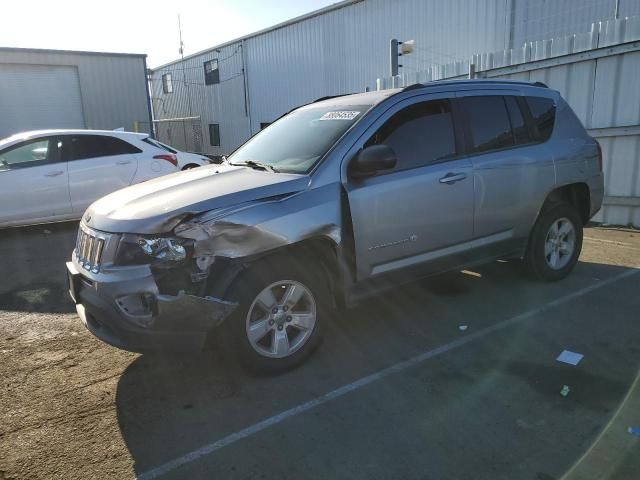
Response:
[0,63,85,139]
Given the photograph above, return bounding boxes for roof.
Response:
[306,79,550,109]
[307,89,401,108]
[152,0,362,70]
[0,129,147,146]
[0,47,147,58]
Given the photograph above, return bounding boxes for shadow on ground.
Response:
[114,260,640,479]
[0,222,78,313]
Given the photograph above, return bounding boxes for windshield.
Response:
[228,104,371,173]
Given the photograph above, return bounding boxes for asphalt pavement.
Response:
[1,223,639,480]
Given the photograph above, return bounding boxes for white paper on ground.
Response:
[556,350,584,366]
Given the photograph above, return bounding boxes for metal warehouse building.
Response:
[0,47,152,139]
[151,0,640,226]
[150,0,639,153]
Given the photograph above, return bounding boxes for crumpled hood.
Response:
[84,164,310,234]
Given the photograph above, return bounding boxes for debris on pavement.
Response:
[43,229,52,235]
[627,427,640,437]
[560,385,571,397]
[458,325,468,331]
[556,350,584,366]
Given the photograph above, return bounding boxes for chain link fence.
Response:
[136,116,204,154]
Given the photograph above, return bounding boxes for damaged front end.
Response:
[67,224,240,353]
[69,180,344,353]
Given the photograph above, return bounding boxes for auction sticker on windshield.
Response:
[319,111,361,120]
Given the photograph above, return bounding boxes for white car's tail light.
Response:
[154,154,178,167]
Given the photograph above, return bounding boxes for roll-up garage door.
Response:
[0,63,86,139]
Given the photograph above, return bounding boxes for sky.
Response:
[1,0,341,67]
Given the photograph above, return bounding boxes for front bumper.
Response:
[66,258,237,353]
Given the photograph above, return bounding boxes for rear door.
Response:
[63,134,139,214]
[0,136,71,226]
[456,92,552,240]
[344,94,475,279]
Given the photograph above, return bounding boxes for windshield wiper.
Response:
[229,160,279,173]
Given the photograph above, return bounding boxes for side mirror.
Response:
[349,145,397,178]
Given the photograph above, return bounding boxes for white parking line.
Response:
[136,267,640,480]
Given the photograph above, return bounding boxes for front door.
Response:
[344,95,474,279]
[0,136,71,226]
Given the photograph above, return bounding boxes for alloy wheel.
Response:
[245,280,317,358]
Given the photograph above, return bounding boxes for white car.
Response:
[142,137,213,170]
[0,129,180,228]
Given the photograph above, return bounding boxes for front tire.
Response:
[222,260,326,374]
[525,202,583,281]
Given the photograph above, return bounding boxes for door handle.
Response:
[44,171,64,177]
[116,160,132,165]
[439,172,467,184]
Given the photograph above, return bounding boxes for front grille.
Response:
[75,226,106,273]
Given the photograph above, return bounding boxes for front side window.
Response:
[229,104,371,174]
[204,59,219,85]
[365,99,456,171]
[464,96,515,154]
[0,138,54,170]
[162,73,173,94]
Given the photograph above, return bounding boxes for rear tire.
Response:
[524,202,583,281]
[221,258,326,374]
[182,163,200,170]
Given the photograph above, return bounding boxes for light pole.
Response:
[390,38,415,85]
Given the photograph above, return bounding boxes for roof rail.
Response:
[400,79,549,92]
[401,83,424,92]
[312,93,353,103]
[532,81,549,88]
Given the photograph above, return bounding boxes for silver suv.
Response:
[67,80,604,372]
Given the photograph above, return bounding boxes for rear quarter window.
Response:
[526,96,556,142]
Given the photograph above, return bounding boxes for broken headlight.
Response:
[114,234,194,266]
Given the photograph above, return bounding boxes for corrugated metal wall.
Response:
[378,16,640,227]
[0,63,86,136]
[0,48,151,135]
[150,42,248,155]
[245,0,508,131]
[510,0,640,47]
[152,0,633,156]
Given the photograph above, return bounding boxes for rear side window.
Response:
[504,96,530,145]
[366,99,456,171]
[62,135,141,161]
[101,136,142,155]
[526,96,556,141]
[463,96,514,153]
